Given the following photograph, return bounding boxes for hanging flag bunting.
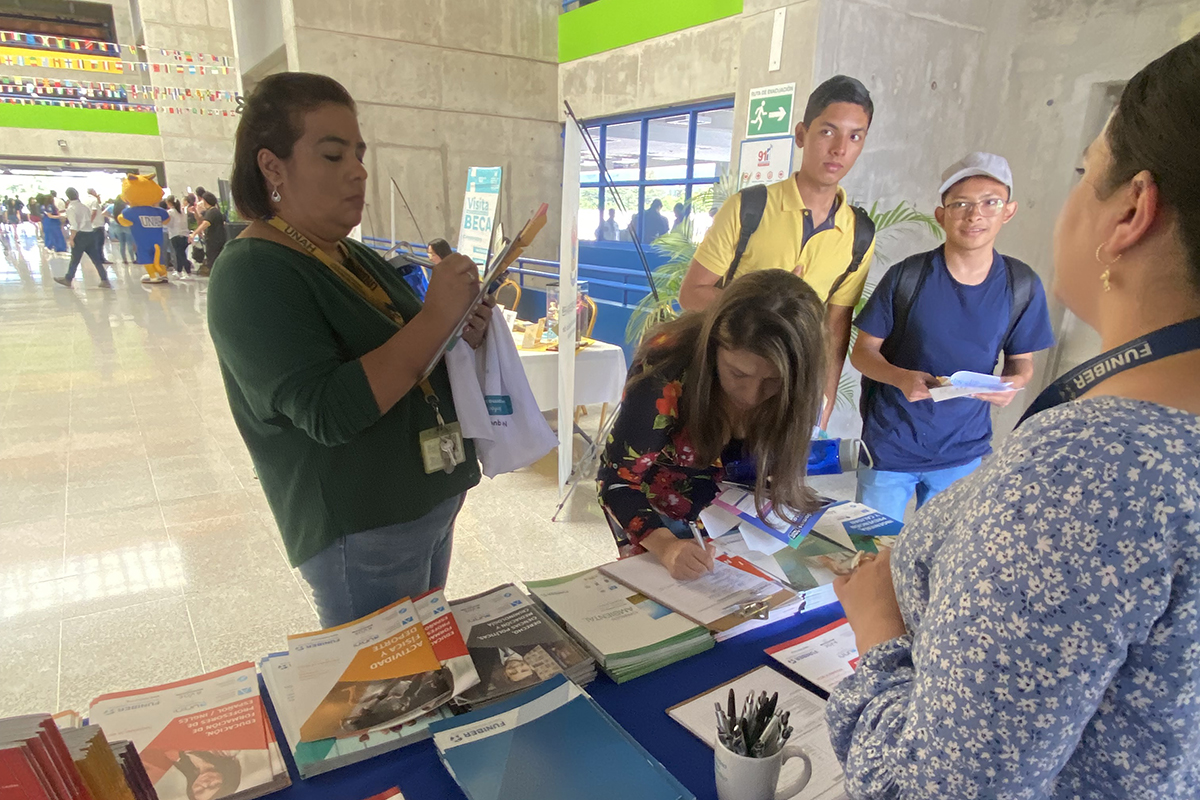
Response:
[0,29,234,65]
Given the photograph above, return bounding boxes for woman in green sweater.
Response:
[208,72,492,628]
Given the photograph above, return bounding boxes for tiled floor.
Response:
[0,225,856,719]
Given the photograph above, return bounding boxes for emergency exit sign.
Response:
[746,83,795,138]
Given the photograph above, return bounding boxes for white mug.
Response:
[714,737,812,800]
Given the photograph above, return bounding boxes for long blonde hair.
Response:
[633,270,828,522]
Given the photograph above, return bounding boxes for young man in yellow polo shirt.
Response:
[680,76,877,429]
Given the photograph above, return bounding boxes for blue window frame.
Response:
[580,98,734,245]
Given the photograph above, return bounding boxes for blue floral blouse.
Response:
[827,397,1200,799]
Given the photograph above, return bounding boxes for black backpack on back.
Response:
[858,249,1039,418]
[715,183,876,305]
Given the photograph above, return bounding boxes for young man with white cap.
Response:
[849,152,1055,522]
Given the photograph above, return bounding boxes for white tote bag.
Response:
[445,306,557,478]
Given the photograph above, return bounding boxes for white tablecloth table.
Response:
[513,332,629,412]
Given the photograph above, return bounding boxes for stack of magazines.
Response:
[58,723,158,800]
[87,662,290,800]
[449,584,596,710]
[526,569,714,683]
[261,589,479,779]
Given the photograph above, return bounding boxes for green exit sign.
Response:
[746,82,795,138]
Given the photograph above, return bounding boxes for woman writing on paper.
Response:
[598,270,828,580]
[827,37,1200,798]
[208,72,493,629]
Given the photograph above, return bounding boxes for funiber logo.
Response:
[448,719,508,744]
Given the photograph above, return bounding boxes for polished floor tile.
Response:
[0,229,857,719]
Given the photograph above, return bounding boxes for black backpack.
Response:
[858,248,1039,418]
[715,183,876,305]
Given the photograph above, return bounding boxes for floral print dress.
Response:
[597,368,742,553]
[826,397,1200,799]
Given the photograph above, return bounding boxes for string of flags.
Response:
[0,74,240,104]
[0,94,241,116]
[0,30,235,66]
[0,47,235,75]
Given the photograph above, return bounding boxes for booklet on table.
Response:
[525,568,714,683]
[766,618,860,694]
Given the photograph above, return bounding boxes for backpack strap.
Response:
[716,184,768,289]
[1000,256,1038,352]
[823,204,876,305]
[859,250,936,419]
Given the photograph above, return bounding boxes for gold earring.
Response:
[1100,269,1111,292]
[1095,242,1121,293]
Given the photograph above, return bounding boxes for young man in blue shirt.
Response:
[850,152,1056,522]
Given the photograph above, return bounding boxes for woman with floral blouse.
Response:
[828,36,1200,798]
[598,269,828,580]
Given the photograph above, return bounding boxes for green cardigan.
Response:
[207,236,480,566]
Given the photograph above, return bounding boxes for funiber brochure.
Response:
[287,597,452,743]
[89,662,290,800]
[766,618,860,694]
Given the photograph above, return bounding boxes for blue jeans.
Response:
[297,493,466,628]
[856,458,982,523]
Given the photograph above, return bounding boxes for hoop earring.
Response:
[271,186,281,203]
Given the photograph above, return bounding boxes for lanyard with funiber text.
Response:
[266,216,466,473]
[1017,315,1200,427]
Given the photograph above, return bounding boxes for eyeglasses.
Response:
[944,198,1008,218]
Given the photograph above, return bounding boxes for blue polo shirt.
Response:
[855,246,1055,472]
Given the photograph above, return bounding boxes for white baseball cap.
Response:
[938,152,1014,199]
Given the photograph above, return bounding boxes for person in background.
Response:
[54,187,111,289]
[850,153,1055,522]
[208,72,490,628]
[189,191,226,276]
[628,198,669,243]
[85,188,110,268]
[108,195,135,262]
[596,208,619,242]
[426,238,452,265]
[598,270,827,580]
[828,35,1200,798]
[680,76,878,431]
[165,195,192,278]
[671,202,687,232]
[39,194,68,253]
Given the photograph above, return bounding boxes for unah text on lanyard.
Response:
[1017,315,1200,427]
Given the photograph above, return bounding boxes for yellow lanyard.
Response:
[265,216,446,421]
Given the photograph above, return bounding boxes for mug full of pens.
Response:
[713,688,811,800]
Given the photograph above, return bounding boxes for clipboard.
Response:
[418,203,549,380]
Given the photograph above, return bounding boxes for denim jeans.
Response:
[64,230,107,282]
[297,493,466,628]
[856,457,983,523]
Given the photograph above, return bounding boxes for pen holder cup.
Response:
[714,738,811,800]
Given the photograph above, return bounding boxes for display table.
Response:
[513,332,628,412]
[263,602,846,800]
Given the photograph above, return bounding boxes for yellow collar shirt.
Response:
[693,174,876,307]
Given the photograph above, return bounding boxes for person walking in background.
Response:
[208,72,489,628]
[54,187,111,289]
[85,188,110,269]
[849,153,1055,522]
[628,198,669,243]
[107,195,135,262]
[39,194,68,253]
[671,202,687,232]
[189,191,225,276]
[828,35,1200,799]
[165,195,192,278]
[680,76,879,431]
[596,208,619,241]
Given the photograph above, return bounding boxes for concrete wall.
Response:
[282,0,563,259]
[139,0,242,195]
[231,0,283,74]
[980,0,1200,434]
[559,14,741,121]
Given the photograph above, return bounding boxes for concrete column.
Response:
[282,0,563,259]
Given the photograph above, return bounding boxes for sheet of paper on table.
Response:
[667,665,847,800]
[766,618,860,694]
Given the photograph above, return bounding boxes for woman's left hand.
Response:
[833,549,908,655]
[461,295,496,350]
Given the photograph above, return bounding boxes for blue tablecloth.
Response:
[264,603,846,800]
